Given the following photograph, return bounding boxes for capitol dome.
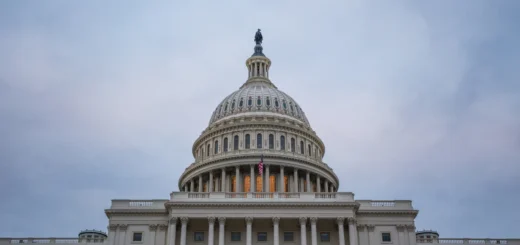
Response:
[178,30,338,194]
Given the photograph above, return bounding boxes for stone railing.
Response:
[169,192,354,203]
[0,238,106,244]
[356,200,415,210]
[109,199,168,209]
[417,239,520,245]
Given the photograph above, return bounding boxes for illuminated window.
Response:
[269,134,274,149]
[312,183,316,192]
[244,175,251,192]
[269,175,276,192]
[245,134,251,149]
[257,134,262,148]
[203,182,208,192]
[284,175,289,192]
[232,176,236,192]
[256,176,263,192]
[280,136,285,150]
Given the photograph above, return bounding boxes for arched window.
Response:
[239,98,244,107]
[223,137,228,152]
[207,144,210,156]
[280,136,285,150]
[245,134,251,149]
[291,138,295,152]
[308,144,311,156]
[266,97,271,107]
[248,97,252,106]
[300,141,304,154]
[269,134,274,149]
[234,135,239,150]
[214,140,219,154]
[257,96,262,106]
[257,134,262,148]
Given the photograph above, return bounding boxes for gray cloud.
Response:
[0,0,519,238]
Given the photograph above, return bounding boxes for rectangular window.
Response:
[231,232,241,241]
[320,232,330,242]
[132,232,143,242]
[194,232,204,242]
[257,232,267,242]
[283,232,294,242]
[382,232,392,242]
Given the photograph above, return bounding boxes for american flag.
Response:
[258,155,264,175]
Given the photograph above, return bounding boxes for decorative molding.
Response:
[208,217,216,224]
[366,225,375,232]
[165,202,358,209]
[149,224,158,231]
[336,217,345,225]
[299,217,307,225]
[218,217,226,224]
[396,225,406,232]
[108,224,118,231]
[169,217,178,225]
[159,224,168,231]
[357,225,365,231]
[180,217,189,224]
[272,217,280,224]
[347,217,357,225]
[119,224,128,231]
[245,217,253,225]
[310,217,318,224]
[406,225,416,232]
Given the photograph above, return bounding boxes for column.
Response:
[397,225,405,245]
[209,172,214,192]
[407,225,416,245]
[279,166,285,192]
[118,224,127,245]
[265,165,270,192]
[306,172,311,192]
[250,165,255,192]
[273,217,280,245]
[316,176,321,193]
[183,185,187,192]
[218,217,226,245]
[221,169,226,192]
[310,217,318,245]
[324,181,329,193]
[107,225,117,245]
[180,217,188,245]
[208,217,215,245]
[299,217,307,245]
[246,217,253,245]
[190,181,194,193]
[167,217,177,245]
[235,166,241,192]
[336,218,345,245]
[367,225,375,245]
[348,218,358,245]
[149,225,157,245]
[293,169,299,192]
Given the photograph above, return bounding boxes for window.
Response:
[194,232,204,242]
[248,97,252,106]
[257,134,262,148]
[300,141,304,154]
[207,144,210,156]
[291,138,295,152]
[231,232,241,241]
[234,135,239,150]
[290,103,294,113]
[231,100,235,110]
[280,136,285,150]
[275,98,279,108]
[266,97,271,106]
[308,145,311,156]
[282,100,287,109]
[257,96,262,106]
[269,134,274,149]
[132,232,143,242]
[214,140,219,154]
[257,232,267,242]
[320,232,330,242]
[223,138,228,152]
[245,134,251,149]
[283,232,294,242]
[382,233,391,243]
[224,102,228,112]
[239,98,244,107]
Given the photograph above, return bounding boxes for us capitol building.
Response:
[1,31,517,245]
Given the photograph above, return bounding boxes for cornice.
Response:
[164,202,359,209]
[104,209,168,218]
[356,210,419,218]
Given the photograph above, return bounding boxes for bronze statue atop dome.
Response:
[254,29,263,45]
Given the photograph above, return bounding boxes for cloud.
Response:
[0,0,519,238]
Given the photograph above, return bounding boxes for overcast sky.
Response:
[1,0,519,239]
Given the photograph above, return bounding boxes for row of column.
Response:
[166,217,358,245]
[183,165,336,193]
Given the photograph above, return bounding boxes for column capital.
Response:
[347,217,357,225]
[245,217,253,225]
[299,217,307,225]
[336,217,345,225]
[180,217,189,225]
[108,224,118,231]
[159,224,168,231]
[310,217,318,224]
[366,225,375,232]
[218,217,226,224]
[357,225,365,231]
[119,224,128,231]
[406,225,416,232]
[208,217,216,224]
[149,224,158,231]
[272,217,280,224]
[169,217,178,225]
[396,225,406,232]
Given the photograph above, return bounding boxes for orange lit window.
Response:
[203,182,208,192]
[284,176,288,192]
[232,176,236,192]
[312,183,317,192]
[244,175,251,192]
[269,175,276,192]
[256,176,263,192]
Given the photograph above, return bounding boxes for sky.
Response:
[1,0,519,239]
